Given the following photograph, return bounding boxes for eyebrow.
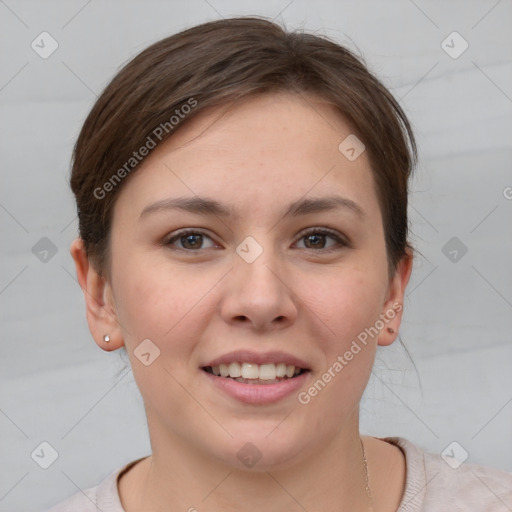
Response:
[139,195,365,220]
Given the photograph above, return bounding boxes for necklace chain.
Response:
[360,437,375,511]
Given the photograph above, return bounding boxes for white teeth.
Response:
[228,362,242,378]
[275,363,287,377]
[241,363,259,379]
[208,362,304,380]
[259,364,277,380]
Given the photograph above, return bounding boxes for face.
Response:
[83,92,411,470]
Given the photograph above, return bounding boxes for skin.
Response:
[71,92,413,512]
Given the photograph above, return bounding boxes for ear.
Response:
[377,247,413,347]
[70,238,124,351]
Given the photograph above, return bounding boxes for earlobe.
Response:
[69,238,124,351]
[378,249,413,347]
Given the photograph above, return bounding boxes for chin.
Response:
[212,423,313,472]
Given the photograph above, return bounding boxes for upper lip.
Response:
[202,350,311,370]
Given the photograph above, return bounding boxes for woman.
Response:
[48,16,511,512]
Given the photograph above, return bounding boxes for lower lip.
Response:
[201,369,310,405]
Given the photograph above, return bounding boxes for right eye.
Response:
[165,229,219,251]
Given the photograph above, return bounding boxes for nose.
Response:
[219,243,298,331]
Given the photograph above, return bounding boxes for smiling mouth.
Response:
[202,362,309,385]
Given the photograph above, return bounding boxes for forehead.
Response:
[160,92,357,168]
[115,92,380,222]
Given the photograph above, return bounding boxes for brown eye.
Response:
[295,228,349,251]
[166,230,216,251]
[180,233,204,249]
[303,233,328,249]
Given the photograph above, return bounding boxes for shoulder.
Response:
[45,484,100,512]
[44,458,145,512]
[380,436,512,511]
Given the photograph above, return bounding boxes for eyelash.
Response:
[164,227,350,253]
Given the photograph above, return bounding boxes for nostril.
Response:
[234,316,248,321]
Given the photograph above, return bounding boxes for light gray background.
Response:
[1,1,511,511]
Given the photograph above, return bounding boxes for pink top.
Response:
[46,437,512,511]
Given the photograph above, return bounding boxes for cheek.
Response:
[297,262,386,345]
[294,269,384,414]
[110,259,212,415]
[288,270,384,444]
[111,252,219,354]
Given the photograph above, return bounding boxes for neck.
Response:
[120,412,372,512]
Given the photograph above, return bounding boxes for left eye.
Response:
[294,229,346,250]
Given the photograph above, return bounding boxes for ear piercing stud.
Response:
[103,334,110,343]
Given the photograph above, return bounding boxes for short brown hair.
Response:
[70,16,417,276]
